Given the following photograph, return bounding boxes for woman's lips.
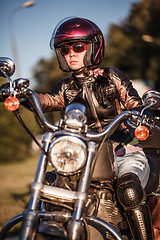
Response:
[70,61,78,64]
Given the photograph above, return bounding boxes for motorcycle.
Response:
[0,57,160,240]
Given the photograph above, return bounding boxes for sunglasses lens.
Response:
[73,43,86,53]
[60,42,87,55]
[61,45,70,55]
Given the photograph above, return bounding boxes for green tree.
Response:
[0,77,40,164]
[0,103,40,164]
[0,106,35,163]
[33,56,69,92]
[103,0,160,90]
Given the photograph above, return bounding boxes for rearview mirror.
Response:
[142,90,160,110]
[0,57,15,77]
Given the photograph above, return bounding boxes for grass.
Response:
[0,155,39,232]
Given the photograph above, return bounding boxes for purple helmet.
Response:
[50,17,105,72]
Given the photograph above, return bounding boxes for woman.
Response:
[34,17,155,240]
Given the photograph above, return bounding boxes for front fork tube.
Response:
[67,141,96,240]
[19,132,53,240]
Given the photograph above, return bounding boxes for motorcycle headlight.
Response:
[48,136,87,175]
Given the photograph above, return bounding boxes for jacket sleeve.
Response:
[108,67,142,110]
[36,79,66,112]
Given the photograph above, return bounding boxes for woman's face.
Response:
[63,43,87,71]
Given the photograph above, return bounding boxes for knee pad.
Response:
[117,173,146,209]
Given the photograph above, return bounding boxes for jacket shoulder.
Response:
[102,67,128,82]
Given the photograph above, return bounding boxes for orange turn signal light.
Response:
[135,125,149,141]
[4,96,20,111]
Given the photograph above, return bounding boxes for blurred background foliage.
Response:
[0,97,40,163]
[34,0,160,91]
[0,0,160,164]
[103,0,160,90]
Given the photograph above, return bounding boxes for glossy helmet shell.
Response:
[50,17,104,72]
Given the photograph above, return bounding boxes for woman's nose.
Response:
[69,49,75,56]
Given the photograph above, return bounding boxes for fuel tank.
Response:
[92,141,116,181]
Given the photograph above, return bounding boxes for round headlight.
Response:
[48,136,87,175]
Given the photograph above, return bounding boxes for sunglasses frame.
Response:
[60,42,87,55]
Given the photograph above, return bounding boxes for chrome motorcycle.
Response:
[0,57,160,240]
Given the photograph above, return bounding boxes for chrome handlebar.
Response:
[29,89,134,140]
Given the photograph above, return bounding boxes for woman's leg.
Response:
[116,151,155,240]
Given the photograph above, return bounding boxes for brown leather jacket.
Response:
[36,67,142,144]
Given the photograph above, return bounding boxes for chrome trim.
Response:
[0,57,15,77]
[141,101,158,115]
[27,89,58,131]
[73,141,96,220]
[41,185,86,202]
[31,182,86,202]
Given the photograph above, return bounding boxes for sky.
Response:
[0,0,139,88]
